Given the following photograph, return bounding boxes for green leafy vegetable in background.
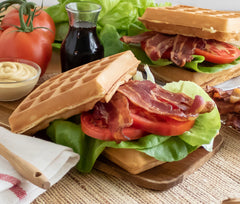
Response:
[47,81,221,173]
[45,0,170,53]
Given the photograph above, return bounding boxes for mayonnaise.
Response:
[0,61,40,101]
[0,61,38,82]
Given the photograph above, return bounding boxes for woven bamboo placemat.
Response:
[32,125,240,204]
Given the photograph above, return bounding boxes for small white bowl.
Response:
[0,58,41,101]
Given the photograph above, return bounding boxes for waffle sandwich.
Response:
[121,5,240,87]
[9,50,220,176]
[9,50,140,135]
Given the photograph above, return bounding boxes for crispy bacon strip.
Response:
[93,92,133,141]
[206,86,240,131]
[205,86,240,114]
[118,80,214,121]
[120,31,158,44]
[143,33,175,61]
[170,35,197,67]
[226,113,240,131]
[121,32,206,67]
[91,81,214,141]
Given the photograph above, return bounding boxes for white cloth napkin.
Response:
[0,127,80,204]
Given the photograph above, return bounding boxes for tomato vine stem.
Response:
[0,0,27,18]
[0,0,51,33]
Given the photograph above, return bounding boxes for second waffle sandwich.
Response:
[121,5,240,87]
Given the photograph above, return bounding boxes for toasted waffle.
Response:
[9,51,140,134]
[139,5,240,41]
[139,63,240,88]
[103,148,165,174]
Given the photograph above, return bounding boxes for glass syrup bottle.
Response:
[60,2,104,72]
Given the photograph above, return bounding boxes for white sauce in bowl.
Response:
[0,60,40,101]
[0,61,38,82]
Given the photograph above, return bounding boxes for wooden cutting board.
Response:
[0,50,223,191]
[0,100,20,129]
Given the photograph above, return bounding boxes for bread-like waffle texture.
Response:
[139,5,240,41]
[139,63,240,88]
[9,51,140,134]
[103,148,165,174]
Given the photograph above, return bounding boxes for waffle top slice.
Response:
[139,5,240,41]
[9,51,140,135]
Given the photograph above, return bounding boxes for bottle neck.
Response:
[67,11,100,27]
[66,2,101,27]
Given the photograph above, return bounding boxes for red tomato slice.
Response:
[130,112,195,136]
[81,113,145,141]
[81,107,195,141]
[195,40,240,64]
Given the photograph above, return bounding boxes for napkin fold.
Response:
[0,127,80,204]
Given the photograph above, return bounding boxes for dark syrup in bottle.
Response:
[60,21,104,72]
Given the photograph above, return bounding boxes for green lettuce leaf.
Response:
[164,81,221,146]
[54,22,69,42]
[98,2,138,31]
[185,55,240,73]
[98,24,124,57]
[47,81,221,173]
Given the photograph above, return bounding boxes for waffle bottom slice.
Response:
[103,148,165,174]
[139,63,240,88]
[9,51,140,134]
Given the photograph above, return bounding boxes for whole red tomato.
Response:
[0,26,52,75]
[1,8,56,43]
